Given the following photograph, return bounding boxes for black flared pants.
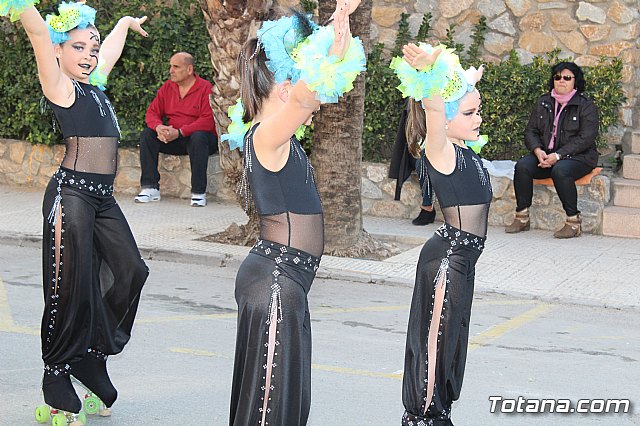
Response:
[41,171,148,370]
[230,239,319,426]
[402,224,485,425]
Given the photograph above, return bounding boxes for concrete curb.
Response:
[2,230,639,311]
[0,230,415,287]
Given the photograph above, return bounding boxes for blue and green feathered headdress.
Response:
[223,11,366,149]
[390,43,484,120]
[257,11,366,104]
[0,0,40,21]
[257,12,319,84]
[45,1,96,45]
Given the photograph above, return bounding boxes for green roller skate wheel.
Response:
[51,413,67,426]
[77,411,87,425]
[34,405,50,423]
[83,395,101,415]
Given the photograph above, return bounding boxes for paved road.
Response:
[1,243,638,425]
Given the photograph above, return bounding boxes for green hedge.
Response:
[1,7,625,163]
[479,50,625,160]
[0,0,213,146]
[362,14,625,162]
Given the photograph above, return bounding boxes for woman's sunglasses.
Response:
[554,75,574,81]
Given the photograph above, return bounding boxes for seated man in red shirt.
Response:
[135,52,218,206]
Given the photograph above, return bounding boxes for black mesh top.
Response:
[424,144,493,237]
[244,123,324,257]
[47,81,120,175]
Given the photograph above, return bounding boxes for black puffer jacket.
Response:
[389,101,417,200]
[524,92,600,168]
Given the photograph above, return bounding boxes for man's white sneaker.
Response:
[190,193,206,207]
[134,188,161,203]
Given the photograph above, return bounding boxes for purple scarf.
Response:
[548,89,577,150]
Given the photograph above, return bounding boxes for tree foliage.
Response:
[1,5,625,164]
[0,0,213,146]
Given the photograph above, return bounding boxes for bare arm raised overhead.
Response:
[254,0,357,153]
[11,3,147,107]
[230,0,366,171]
[401,43,454,172]
[96,16,148,78]
[17,6,70,105]
[396,43,484,174]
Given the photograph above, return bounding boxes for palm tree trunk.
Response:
[198,0,274,244]
[310,0,373,254]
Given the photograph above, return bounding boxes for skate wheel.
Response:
[83,395,101,415]
[64,411,86,426]
[74,411,87,425]
[51,413,67,426]
[34,405,50,423]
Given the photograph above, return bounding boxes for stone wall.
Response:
[367,0,639,154]
[0,139,610,233]
[361,162,424,219]
[489,169,610,233]
[0,138,235,201]
[361,160,610,233]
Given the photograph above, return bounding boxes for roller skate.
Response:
[74,379,112,417]
[34,405,86,425]
[38,364,83,424]
[71,349,117,410]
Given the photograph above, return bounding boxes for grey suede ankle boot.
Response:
[554,214,582,239]
[505,209,530,233]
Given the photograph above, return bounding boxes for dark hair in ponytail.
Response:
[237,38,275,123]
[405,100,427,158]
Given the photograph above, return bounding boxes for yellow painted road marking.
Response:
[138,299,536,324]
[0,271,550,354]
[1,325,39,336]
[0,277,40,336]
[469,303,555,351]
[170,347,227,358]
[169,347,403,380]
[0,277,14,329]
[170,303,554,381]
[314,305,409,314]
[138,306,411,325]
[137,313,237,324]
[311,364,402,380]
[473,299,536,306]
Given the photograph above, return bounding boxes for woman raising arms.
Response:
[222,2,365,424]
[2,1,149,423]
[392,43,490,425]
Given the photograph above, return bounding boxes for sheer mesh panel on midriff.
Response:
[60,136,119,175]
[441,203,490,238]
[259,212,324,258]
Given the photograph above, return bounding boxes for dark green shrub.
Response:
[2,5,625,164]
[0,0,213,146]
[362,42,405,162]
[362,13,411,162]
[362,13,625,162]
[479,49,626,160]
[478,51,551,160]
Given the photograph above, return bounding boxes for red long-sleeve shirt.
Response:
[145,74,217,138]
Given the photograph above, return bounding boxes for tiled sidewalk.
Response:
[1,185,638,309]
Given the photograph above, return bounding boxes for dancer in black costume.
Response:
[225,2,365,425]
[3,1,149,422]
[392,44,490,425]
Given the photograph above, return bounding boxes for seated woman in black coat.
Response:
[505,62,599,238]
